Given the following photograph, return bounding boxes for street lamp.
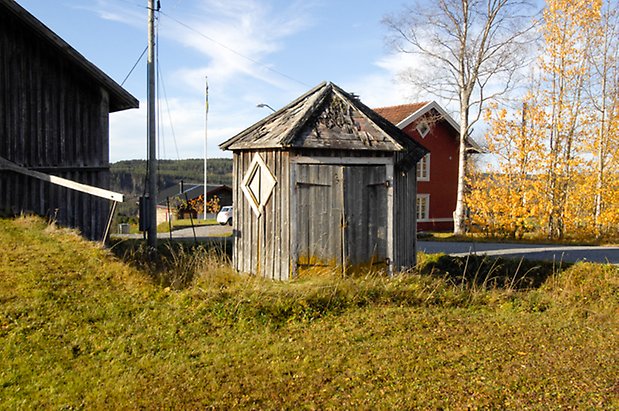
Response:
[256,103,276,113]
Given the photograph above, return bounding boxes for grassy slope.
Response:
[1,217,618,409]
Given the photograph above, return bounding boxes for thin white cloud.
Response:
[342,53,425,108]
[80,1,144,28]
[91,0,319,161]
[161,0,315,88]
[85,0,315,88]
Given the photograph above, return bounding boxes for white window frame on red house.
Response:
[416,121,430,138]
[417,153,430,181]
[416,194,430,221]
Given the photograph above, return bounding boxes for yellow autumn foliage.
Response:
[467,0,618,241]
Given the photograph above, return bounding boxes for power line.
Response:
[157,61,182,160]
[121,45,148,86]
[158,10,309,87]
[156,19,165,160]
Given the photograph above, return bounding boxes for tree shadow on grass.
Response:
[418,254,571,290]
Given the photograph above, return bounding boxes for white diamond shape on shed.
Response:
[241,153,277,216]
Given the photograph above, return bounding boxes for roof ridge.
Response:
[373,102,430,110]
[219,81,329,150]
[220,81,429,159]
[1,0,138,112]
[331,85,406,152]
[280,82,332,146]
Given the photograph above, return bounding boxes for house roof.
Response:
[374,103,430,125]
[1,0,139,112]
[374,101,482,153]
[219,82,427,161]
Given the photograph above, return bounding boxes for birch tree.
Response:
[585,0,619,237]
[469,0,618,240]
[537,0,602,239]
[384,0,537,235]
[467,98,545,238]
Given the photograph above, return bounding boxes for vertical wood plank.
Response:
[386,163,395,274]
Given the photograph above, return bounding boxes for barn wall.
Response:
[233,150,291,280]
[393,157,418,270]
[0,9,111,239]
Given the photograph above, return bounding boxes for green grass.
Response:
[1,216,618,408]
[119,218,218,235]
[171,218,217,228]
[160,218,217,233]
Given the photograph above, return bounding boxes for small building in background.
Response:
[220,82,427,280]
[375,102,481,232]
[156,183,232,224]
[0,0,138,240]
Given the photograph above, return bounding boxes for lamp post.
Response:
[256,103,276,112]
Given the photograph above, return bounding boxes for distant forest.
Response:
[110,158,232,218]
[110,158,232,197]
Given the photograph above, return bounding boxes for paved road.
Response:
[165,224,232,238]
[113,224,232,240]
[418,241,619,264]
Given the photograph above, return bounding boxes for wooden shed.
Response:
[0,0,138,240]
[220,82,428,280]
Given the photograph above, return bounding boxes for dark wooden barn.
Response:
[220,82,428,280]
[0,0,138,240]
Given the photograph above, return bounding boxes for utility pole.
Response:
[203,77,209,220]
[147,0,157,247]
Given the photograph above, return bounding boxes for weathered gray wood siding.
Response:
[233,150,291,280]
[393,160,418,270]
[294,163,389,270]
[233,147,417,279]
[0,8,112,239]
[294,164,344,269]
[291,154,393,275]
[343,165,389,267]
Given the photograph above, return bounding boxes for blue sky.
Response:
[17,0,426,162]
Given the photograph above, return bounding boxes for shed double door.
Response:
[294,163,389,273]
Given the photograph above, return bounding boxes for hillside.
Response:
[1,216,618,408]
[110,158,232,219]
[110,158,232,197]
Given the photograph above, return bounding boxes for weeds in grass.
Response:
[417,252,565,291]
[113,240,230,289]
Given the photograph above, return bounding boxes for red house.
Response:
[375,102,480,232]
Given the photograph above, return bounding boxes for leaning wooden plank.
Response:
[0,156,123,202]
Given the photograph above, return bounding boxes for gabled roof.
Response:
[219,82,427,160]
[1,0,138,112]
[374,101,482,153]
[374,103,429,125]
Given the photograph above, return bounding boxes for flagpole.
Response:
[203,76,209,220]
